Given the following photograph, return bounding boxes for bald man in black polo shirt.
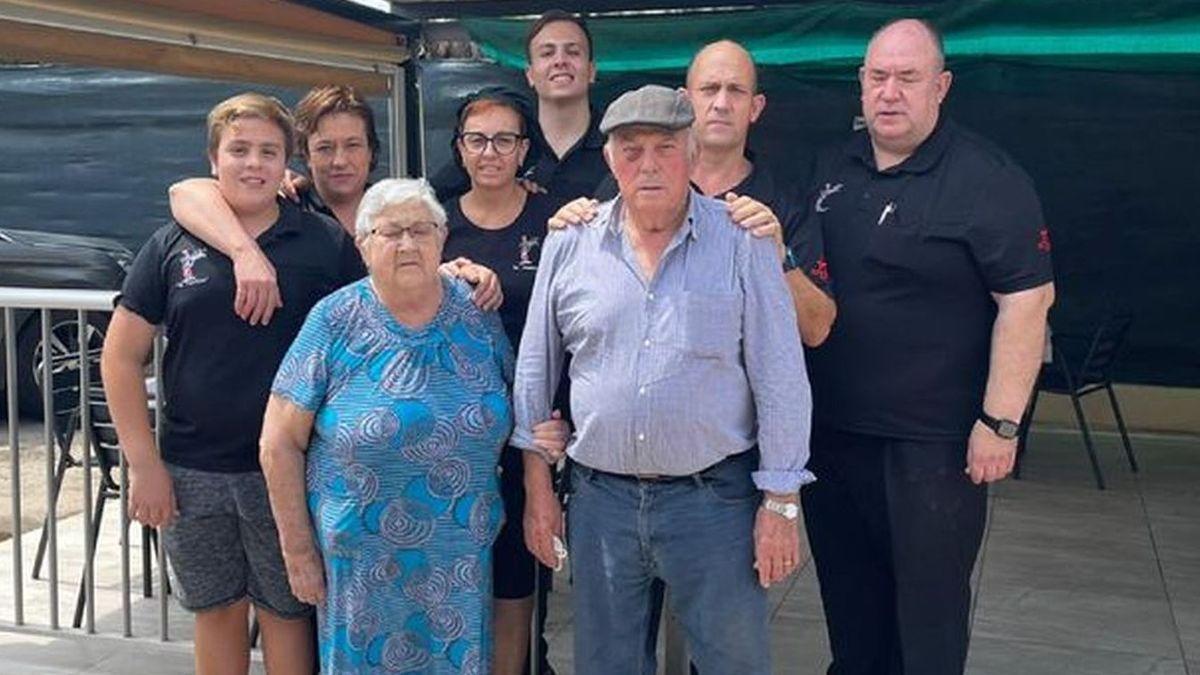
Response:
[685,39,836,347]
[801,18,1055,675]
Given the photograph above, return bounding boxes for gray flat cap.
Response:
[599,84,694,135]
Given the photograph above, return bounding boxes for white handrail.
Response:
[0,288,118,312]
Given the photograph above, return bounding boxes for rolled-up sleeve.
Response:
[739,232,816,492]
[510,230,568,460]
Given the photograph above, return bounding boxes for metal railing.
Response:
[0,285,689,671]
[0,286,170,641]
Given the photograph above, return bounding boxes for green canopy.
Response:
[464,0,1200,75]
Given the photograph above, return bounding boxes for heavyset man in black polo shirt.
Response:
[802,19,1056,674]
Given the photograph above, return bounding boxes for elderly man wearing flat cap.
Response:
[511,84,814,674]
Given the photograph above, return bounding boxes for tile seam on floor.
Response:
[769,560,806,622]
[1135,470,1194,675]
[967,485,998,639]
[972,630,1191,667]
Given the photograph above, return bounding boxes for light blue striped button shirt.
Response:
[511,191,814,493]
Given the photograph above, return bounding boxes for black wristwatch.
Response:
[782,246,801,273]
[979,410,1021,440]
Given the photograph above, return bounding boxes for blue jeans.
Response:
[567,451,769,675]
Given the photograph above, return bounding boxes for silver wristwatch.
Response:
[763,498,800,521]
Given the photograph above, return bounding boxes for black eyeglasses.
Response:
[457,131,526,156]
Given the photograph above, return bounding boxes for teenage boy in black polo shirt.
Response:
[801,20,1055,674]
[102,93,364,675]
[167,86,502,327]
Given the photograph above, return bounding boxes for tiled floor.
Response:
[0,427,1195,674]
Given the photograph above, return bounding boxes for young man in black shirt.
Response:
[801,19,1055,674]
[102,93,364,675]
[432,10,609,207]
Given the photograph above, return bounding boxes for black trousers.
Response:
[801,427,987,675]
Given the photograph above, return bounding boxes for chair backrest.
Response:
[85,386,125,482]
[1078,313,1134,385]
[36,346,102,451]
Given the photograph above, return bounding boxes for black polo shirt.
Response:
[119,200,366,472]
[525,110,609,207]
[296,185,335,220]
[431,108,610,207]
[442,193,559,351]
[295,182,373,230]
[701,157,832,297]
[807,118,1054,441]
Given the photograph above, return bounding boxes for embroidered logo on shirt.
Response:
[877,201,897,226]
[1037,228,1052,253]
[514,235,540,271]
[810,257,830,284]
[176,246,209,288]
[814,182,844,213]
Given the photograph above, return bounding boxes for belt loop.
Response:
[690,472,704,488]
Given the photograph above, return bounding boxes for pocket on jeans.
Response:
[700,468,759,505]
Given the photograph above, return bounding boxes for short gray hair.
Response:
[355,178,447,238]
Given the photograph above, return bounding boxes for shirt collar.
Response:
[690,149,763,198]
[537,106,605,157]
[258,198,303,244]
[297,184,332,217]
[604,189,700,242]
[297,180,374,221]
[848,116,954,175]
[581,108,605,149]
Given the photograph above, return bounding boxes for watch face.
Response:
[998,421,1020,439]
[766,500,799,519]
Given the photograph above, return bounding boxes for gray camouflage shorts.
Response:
[163,463,311,619]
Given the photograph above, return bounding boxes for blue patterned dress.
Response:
[272,276,512,675]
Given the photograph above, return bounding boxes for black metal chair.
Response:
[1016,313,1138,490]
[31,341,98,580]
[26,344,166,626]
[70,385,168,628]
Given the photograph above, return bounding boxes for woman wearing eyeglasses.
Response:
[260,177,568,674]
[441,88,563,675]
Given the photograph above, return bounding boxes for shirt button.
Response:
[638,386,647,396]
[643,339,651,347]
[648,292,656,300]
[637,433,646,441]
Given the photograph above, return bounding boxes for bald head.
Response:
[866,18,945,72]
[685,39,765,154]
[688,40,758,93]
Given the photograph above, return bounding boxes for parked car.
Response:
[0,227,133,415]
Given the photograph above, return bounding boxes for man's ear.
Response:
[525,66,536,89]
[209,152,218,178]
[936,69,953,103]
[749,93,766,124]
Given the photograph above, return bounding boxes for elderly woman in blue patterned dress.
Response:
[259,177,568,675]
